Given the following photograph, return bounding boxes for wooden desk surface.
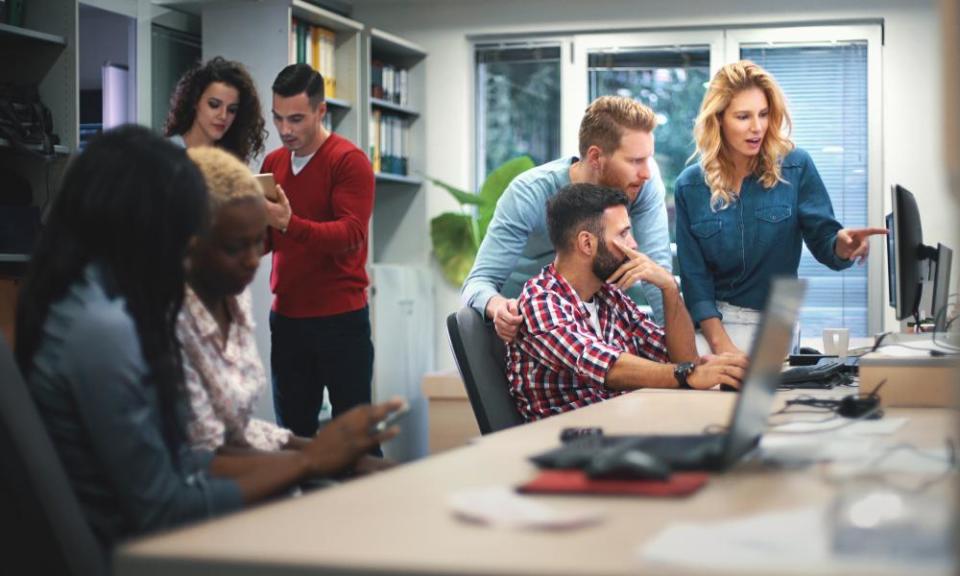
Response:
[115,389,956,576]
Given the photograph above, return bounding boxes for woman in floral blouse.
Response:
[180,146,394,474]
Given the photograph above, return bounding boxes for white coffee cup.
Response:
[822,328,850,360]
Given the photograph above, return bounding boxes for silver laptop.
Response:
[531,277,807,472]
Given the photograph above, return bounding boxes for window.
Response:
[740,41,870,337]
[475,43,562,182]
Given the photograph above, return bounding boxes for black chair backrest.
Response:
[0,333,105,576]
[446,307,524,434]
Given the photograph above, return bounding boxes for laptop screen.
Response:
[721,278,807,463]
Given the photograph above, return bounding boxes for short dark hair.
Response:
[272,64,325,108]
[546,183,629,252]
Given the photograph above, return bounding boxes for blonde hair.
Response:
[186,146,262,212]
[692,60,794,210]
[579,95,657,157]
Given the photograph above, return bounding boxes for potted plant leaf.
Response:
[427,156,535,286]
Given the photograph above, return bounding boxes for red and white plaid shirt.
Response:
[506,263,670,421]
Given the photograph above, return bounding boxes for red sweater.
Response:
[261,133,374,318]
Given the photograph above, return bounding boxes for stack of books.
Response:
[368,110,408,176]
[370,61,408,106]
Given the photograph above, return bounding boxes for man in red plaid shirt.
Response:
[506,183,749,421]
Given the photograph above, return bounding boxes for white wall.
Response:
[353,0,955,369]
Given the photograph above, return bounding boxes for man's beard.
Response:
[592,240,627,282]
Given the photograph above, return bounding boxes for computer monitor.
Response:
[887,184,953,326]
[931,244,953,331]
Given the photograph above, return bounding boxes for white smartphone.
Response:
[370,402,410,436]
[254,173,278,201]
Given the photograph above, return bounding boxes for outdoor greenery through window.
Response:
[588,47,711,244]
[475,44,561,182]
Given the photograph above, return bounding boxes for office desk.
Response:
[115,389,956,576]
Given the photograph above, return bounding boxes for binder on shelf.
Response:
[290,18,337,99]
[368,110,409,176]
[369,108,382,174]
[370,61,409,106]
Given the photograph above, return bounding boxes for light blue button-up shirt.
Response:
[461,156,672,324]
[675,148,852,325]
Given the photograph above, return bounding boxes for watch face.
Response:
[674,362,694,388]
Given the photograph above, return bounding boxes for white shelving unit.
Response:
[361,27,433,461]
[364,26,428,265]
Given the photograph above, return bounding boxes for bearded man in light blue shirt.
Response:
[462,96,672,341]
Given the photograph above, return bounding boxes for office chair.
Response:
[446,307,524,434]
[0,333,106,576]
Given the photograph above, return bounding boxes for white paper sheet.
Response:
[640,508,833,573]
[826,445,955,477]
[447,486,602,530]
[769,417,907,435]
[760,435,878,464]
[639,506,949,574]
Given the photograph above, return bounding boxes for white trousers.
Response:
[694,302,763,356]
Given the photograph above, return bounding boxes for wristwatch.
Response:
[673,362,696,389]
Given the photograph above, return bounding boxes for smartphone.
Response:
[370,402,410,436]
[254,173,278,200]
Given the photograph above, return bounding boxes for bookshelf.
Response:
[0,0,78,270]
[363,27,432,461]
[364,27,428,265]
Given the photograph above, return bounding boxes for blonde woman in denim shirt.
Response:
[675,61,885,355]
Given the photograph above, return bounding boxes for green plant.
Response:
[428,156,535,286]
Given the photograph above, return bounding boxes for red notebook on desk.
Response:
[518,470,709,497]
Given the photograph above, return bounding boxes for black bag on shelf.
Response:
[0,83,59,156]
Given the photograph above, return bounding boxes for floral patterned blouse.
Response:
[177,286,292,451]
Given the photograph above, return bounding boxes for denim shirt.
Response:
[675,148,851,325]
[461,156,672,324]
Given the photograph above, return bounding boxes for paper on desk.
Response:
[826,445,956,478]
[640,507,833,573]
[872,343,942,357]
[760,435,877,464]
[447,486,602,530]
[770,417,907,435]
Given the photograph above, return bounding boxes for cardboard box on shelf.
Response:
[858,351,959,408]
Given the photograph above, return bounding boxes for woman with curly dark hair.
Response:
[164,56,267,163]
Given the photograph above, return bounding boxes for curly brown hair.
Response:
[164,56,267,163]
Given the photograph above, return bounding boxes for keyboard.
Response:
[779,357,845,386]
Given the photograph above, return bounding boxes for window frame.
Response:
[473,38,570,189]
[566,30,726,156]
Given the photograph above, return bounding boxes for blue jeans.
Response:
[270,307,377,453]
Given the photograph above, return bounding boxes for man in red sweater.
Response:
[261,64,377,445]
